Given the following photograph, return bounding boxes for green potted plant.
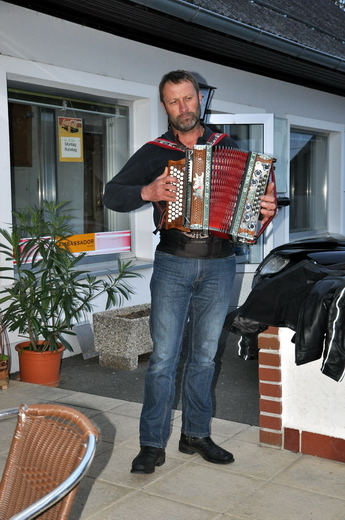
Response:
[0,200,141,386]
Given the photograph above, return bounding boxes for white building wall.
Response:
[280,327,345,440]
[1,2,345,371]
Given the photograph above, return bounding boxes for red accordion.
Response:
[165,145,275,244]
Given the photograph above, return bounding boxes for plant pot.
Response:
[15,342,65,387]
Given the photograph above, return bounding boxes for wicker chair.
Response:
[0,404,98,520]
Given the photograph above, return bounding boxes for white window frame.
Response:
[209,113,274,155]
[2,57,160,264]
[287,115,345,239]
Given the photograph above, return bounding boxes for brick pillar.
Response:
[257,327,345,462]
[258,327,282,447]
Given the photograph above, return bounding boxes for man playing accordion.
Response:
[104,70,276,474]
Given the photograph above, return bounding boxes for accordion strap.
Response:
[148,137,184,150]
[206,133,228,146]
[149,133,227,151]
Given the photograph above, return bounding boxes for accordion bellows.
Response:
[166,145,275,243]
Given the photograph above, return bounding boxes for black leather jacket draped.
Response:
[224,259,345,381]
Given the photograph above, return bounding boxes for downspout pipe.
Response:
[131,0,345,73]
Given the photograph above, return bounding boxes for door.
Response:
[208,113,275,264]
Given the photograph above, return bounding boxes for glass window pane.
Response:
[290,130,328,234]
[8,89,130,256]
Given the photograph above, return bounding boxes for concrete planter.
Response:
[93,303,152,370]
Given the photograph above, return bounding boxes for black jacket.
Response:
[295,275,345,381]
[224,260,345,381]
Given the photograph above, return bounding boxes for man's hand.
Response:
[141,167,177,202]
[260,182,277,225]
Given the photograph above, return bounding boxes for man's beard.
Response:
[169,104,201,133]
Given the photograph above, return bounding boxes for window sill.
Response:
[82,257,153,278]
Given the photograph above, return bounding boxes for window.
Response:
[208,117,271,264]
[8,88,131,257]
[290,129,328,235]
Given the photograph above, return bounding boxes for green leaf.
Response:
[0,201,142,352]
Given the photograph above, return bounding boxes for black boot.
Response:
[131,446,166,474]
[179,433,234,464]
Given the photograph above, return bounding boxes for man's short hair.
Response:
[159,70,200,103]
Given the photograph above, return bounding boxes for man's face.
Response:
[161,80,202,133]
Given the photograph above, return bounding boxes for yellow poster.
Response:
[60,233,95,253]
[58,117,83,162]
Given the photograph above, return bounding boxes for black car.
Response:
[252,234,345,287]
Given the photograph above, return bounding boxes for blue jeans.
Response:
[139,251,236,448]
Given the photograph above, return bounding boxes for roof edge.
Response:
[133,0,345,73]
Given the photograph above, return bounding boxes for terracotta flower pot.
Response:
[15,341,65,387]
